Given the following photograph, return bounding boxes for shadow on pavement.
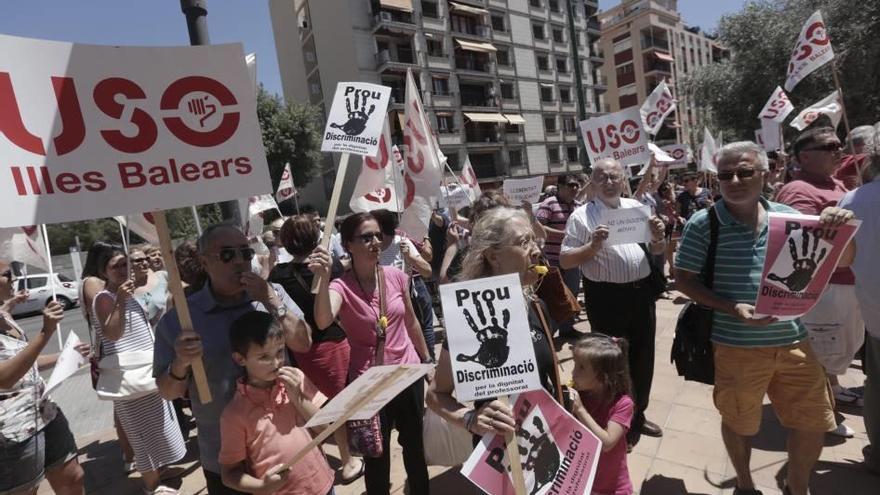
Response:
[639,474,711,495]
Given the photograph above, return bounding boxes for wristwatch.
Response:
[168,366,190,381]
[270,303,288,320]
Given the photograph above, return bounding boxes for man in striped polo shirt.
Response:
[535,174,583,338]
[675,141,855,495]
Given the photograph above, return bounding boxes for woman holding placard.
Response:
[90,246,186,494]
[310,212,432,495]
[427,206,563,438]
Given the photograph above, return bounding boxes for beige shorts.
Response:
[802,283,865,375]
[713,341,836,436]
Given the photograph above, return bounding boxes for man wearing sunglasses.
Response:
[775,127,865,436]
[153,223,310,495]
[676,141,856,495]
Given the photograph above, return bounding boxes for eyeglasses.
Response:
[593,173,623,184]
[212,247,256,263]
[718,168,758,182]
[354,232,384,244]
[803,142,843,154]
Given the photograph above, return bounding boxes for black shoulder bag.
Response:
[671,206,719,385]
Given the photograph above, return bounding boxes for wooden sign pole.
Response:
[500,395,527,495]
[152,210,213,404]
[311,152,351,294]
[277,366,408,471]
[830,62,862,186]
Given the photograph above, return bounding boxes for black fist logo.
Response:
[768,231,827,292]
[456,296,510,368]
[519,415,560,495]
[330,90,376,136]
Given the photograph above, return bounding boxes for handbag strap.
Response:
[374,266,388,366]
[531,300,565,405]
[703,206,720,289]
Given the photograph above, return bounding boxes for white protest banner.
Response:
[43,332,88,396]
[305,364,433,427]
[439,273,542,402]
[349,120,403,213]
[699,127,718,174]
[460,156,483,201]
[440,183,472,210]
[660,144,688,169]
[0,34,270,228]
[320,82,391,156]
[640,80,676,135]
[648,142,675,163]
[758,119,784,152]
[275,162,296,203]
[600,205,652,246]
[0,226,48,270]
[790,91,842,131]
[245,53,257,93]
[114,213,159,245]
[461,389,602,495]
[755,214,859,320]
[758,86,795,123]
[784,11,835,92]
[502,176,544,204]
[580,107,649,167]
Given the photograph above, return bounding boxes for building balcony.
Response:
[644,61,673,74]
[451,24,491,40]
[454,56,494,75]
[587,18,601,33]
[641,37,670,51]
[372,10,417,33]
[591,74,608,88]
[376,49,417,71]
[465,126,503,146]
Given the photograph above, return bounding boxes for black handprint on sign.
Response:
[456,296,511,368]
[518,415,560,495]
[330,91,376,136]
[767,230,828,292]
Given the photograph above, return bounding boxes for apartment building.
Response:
[269,0,605,208]
[597,0,729,148]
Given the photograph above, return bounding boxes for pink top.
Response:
[775,172,855,285]
[218,371,334,495]
[579,393,634,495]
[330,265,420,378]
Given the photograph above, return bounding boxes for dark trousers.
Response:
[583,277,656,432]
[411,277,435,359]
[365,379,429,495]
[203,469,247,495]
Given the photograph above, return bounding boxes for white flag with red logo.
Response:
[579,107,650,167]
[640,81,676,135]
[660,144,688,169]
[0,226,49,270]
[459,156,482,202]
[789,91,842,131]
[699,128,718,174]
[784,11,834,92]
[401,69,444,239]
[758,86,795,123]
[349,120,403,213]
[115,214,159,245]
[275,163,297,203]
[758,119,784,152]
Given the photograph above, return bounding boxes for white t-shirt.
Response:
[379,235,424,273]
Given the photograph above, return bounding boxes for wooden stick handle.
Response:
[278,366,409,471]
[500,395,526,495]
[153,210,212,404]
[312,152,351,294]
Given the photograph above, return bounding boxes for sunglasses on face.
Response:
[354,232,384,244]
[803,142,843,153]
[718,168,758,182]
[212,247,256,263]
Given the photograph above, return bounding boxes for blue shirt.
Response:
[153,282,303,474]
[675,198,806,347]
[839,180,880,338]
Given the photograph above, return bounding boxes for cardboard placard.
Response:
[599,205,652,246]
[43,332,88,396]
[660,144,688,169]
[439,273,542,402]
[320,82,392,156]
[503,177,544,204]
[0,34,270,228]
[580,107,650,167]
[461,390,602,495]
[440,183,473,210]
[755,213,859,320]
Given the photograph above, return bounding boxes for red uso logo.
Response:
[670,147,685,160]
[0,73,240,157]
[365,134,389,170]
[646,94,673,128]
[364,187,393,204]
[761,97,789,119]
[585,119,641,154]
[789,20,830,72]
[802,111,819,126]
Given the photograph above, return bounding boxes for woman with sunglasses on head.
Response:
[0,261,87,495]
[90,245,186,494]
[310,212,431,495]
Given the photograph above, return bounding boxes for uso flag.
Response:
[784,11,834,92]
[639,80,676,135]
[579,107,650,167]
[758,86,795,123]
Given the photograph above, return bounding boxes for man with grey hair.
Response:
[561,157,668,446]
[839,151,880,475]
[834,123,879,189]
[676,141,856,495]
[154,223,311,494]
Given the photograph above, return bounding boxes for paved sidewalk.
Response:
[41,291,877,494]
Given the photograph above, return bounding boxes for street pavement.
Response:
[36,291,877,494]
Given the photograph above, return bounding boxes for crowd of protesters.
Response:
[1,120,879,495]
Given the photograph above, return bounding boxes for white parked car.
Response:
[11,273,80,317]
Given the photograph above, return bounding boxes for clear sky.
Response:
[0,1,746,99]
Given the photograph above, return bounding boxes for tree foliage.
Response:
[682,0,880,142]
[256,86,324,190]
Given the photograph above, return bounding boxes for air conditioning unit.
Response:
[380,11,392,21]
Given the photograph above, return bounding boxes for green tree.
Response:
[256,86,324,190]
[683,0,880,143]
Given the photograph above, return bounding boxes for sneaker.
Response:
[829,422,855,438]
[123,460,135,473]
[146,486,180,495]
[833,386,864,407]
